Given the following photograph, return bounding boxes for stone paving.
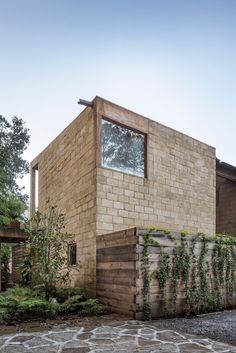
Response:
[0,320,236,353]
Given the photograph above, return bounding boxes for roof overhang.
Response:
[216,159,236,182]
[0,228,28,243]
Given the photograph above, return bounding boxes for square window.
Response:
[101,118,146,177]
[68,243,77,265]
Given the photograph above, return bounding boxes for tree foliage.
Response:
[102,119,145,177]
[0,245,11,288]
[24,204,78,299]
[0,115,30,227]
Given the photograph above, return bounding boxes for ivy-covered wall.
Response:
[137,228,236,320]
[96,227,236,320]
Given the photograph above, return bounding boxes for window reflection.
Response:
[101,119,145,177]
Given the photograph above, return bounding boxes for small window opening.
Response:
[30,164,39,217]
[35,168,39,210]
[68,243,77,265]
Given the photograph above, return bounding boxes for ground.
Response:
[0,311,236,353]
[151,310,236,347]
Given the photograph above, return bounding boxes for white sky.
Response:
[1,0,235,196]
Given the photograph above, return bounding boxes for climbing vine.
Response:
[198,233,209,311]
[156,253,170,313]
[142,228,236,319]
[141,231,160,320]
[142,233,152,320]
[189,236,198,314]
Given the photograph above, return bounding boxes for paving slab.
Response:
[0,320,236,353]
[0,320,235,353]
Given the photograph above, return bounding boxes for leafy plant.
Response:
[0,308,9,322]
[21,246,33,286]
[71,298,108,316]
[0,287,60,321]
[145,228,236,318]
[0,115,29,228]
[141,233,152,320]
[50,287,86,304]
[156,253,171,312]
[24,203,79,299]
[0,287,107,322]
[1,245,11,288]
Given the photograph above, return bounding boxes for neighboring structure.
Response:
[0,228,28,291]
[216,159,236,236]
[30,96,216,295]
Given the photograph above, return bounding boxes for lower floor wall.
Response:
[11,227,236,319]
[97,227,236,319]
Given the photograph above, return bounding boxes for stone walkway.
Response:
[1,320,236,353]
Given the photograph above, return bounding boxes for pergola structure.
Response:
[0,228,28,291]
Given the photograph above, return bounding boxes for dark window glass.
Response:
[101,119,145,177]
[68,244,77,265]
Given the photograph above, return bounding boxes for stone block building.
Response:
[216,159,236,235]
[30,96,216,295]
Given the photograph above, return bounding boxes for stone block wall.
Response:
[31,96,216,294]
[95,98,216,237]
[30,107,97,295]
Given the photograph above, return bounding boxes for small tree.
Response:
[25,204,77,300]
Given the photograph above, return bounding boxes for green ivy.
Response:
[144,228,236,317]
[142,233,152,320]
[198,234,209,311]
[156,253,170,313]
[189,237,198,314]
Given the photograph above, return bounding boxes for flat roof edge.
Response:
[95,96,216,151]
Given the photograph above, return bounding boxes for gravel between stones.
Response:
[151,310,236,346]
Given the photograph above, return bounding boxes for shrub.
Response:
[0,308,9,323]
[75,299,109,316]
[61,297,108,316]
[0,287,41,312]
[0,287,60,320]
[0,287,108,322]
[1,286,41,300]
[50,287,87,304]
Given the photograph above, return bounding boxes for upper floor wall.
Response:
[30,96,217,292]
[94,97,216,236]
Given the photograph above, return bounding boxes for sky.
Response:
[1,0,236,195]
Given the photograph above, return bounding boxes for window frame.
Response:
[100,116,148,178]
